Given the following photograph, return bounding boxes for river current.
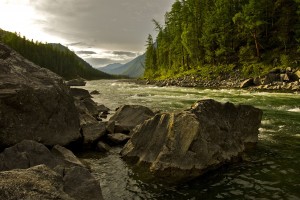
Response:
[78,80,300,200]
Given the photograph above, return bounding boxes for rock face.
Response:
[0,165,73,200]
[0,43,81,149]
[109,105,155,133]
[121,99,263,182]
[0,140,104,200]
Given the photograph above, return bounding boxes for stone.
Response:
[63,166,104,200]
[109,105,155,133]
[240,78,254,88]
[263,73,280,84]
[0,165,73,200]
[51,145,85,168]
[294,70,300,79]
[0,43,81,149]
[96,141,111,152]
[121,99,262,183]
[253,77,262,86]
[70,88,91,100]
[0,140,104,200]
[82,122,107,147]
[66,78,86,86]
[0,140,59,171]
[106,120,115,134]
[107,133,131,145]
[90,90,100,95]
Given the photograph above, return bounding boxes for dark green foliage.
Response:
[145,0,300,79]
[0,30,112,80]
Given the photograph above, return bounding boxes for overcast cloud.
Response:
[0,0,173,67]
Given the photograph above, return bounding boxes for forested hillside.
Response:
[145,0,300,80]
[0,30,112,80]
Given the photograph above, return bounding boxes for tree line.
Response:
[0,30,112,80]
[145,0,300,79]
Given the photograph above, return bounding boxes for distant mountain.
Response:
[98,63,123,75]
[0,29,113,80]
[98,54,145,78]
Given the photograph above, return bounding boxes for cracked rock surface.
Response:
[0,43,81,149]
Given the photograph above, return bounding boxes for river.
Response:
[78,79,300,200]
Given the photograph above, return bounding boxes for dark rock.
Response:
[0,165,73,200]
[70,88,91,100]
[63,166,104,200]
[90,90,100,95]
[106,120,115,134]
[51,145,85,168]
[97,104,110,113]
[0,43,81,149]
[66,78,86,86]
[109,105,155,133]
[107,133,131,145]
[240,78,254,88]
[121,99,262,183]
[82,122,107,147]
[0,140,59,171]
[0,140,104,200]
[96,141,111,152]
[263,73,280,84]
[253,77,262,86]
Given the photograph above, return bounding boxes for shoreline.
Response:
[130,76,300,94]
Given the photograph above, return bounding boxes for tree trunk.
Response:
[253,30,260,58]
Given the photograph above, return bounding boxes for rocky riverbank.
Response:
[1,41,264,198]
[137,67,300,92]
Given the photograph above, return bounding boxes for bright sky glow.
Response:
[0,0,173,67]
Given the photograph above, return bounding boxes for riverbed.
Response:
[78,80,300,200]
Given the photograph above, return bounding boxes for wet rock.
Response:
[107,133,131,145]
[106,120,115,134]
[0,43,81,149]
[240,78,254,88]
[109,105,155,133]
[90,90,100,95]
[121,99,262,183]
[96,141,111,152]
[66,78,86,86]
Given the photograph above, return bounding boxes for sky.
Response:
[0,0,174,67]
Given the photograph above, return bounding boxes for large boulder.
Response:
[121,99,262,182]
[0,43,80,149]
[109,105,155,133]
[0,165,73,200]
[0,140,104,200]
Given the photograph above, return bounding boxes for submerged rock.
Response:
[121,99,262,183]
[0,43,81,149]
[109,105,155,133]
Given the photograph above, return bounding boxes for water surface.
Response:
[79,80,300,200]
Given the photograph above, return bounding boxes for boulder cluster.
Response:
[241,67,300,91]
[0,42,264,198]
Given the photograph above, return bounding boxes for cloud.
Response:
[111,51,137,57]
[29,0,174,51]
[76,51,97,55]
